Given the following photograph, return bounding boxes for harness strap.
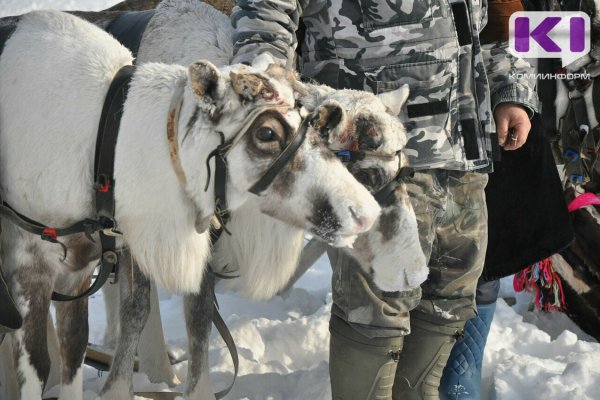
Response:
[335,150,365,162]
[51,65,136,302]
[0,202,105,241]
[212,299,239,399]
[213,143,232,233]
[51,256,116,301]
[248,117,309,195]
[203,133,233,234]
[205,105,299,231]
[335,149,397,163]
[373,167,414,207]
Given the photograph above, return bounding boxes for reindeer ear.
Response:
[377,84,409,116]
[310,101,344,131]
[309,101,345,142]
[188,60,222,99]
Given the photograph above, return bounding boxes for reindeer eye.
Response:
[256,127,277,141]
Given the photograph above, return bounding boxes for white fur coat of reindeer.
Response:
[91,0,599,398]
[0,9,381,399]
[85,1,427,399]
[128,0,427,299]
[65,1,429,399]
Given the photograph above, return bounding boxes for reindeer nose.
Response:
[348,206,365,230]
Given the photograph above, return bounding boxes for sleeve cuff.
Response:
[491,84,540,119]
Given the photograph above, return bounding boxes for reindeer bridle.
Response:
[333,147,409,206]
[204,104,308,232]
[167,89,309,235]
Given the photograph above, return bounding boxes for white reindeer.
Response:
[0,10,381,400]
[51,0,430,398]
[69,1,428,399]
[162,0,598,398]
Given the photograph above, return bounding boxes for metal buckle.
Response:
[102,250,118,265]
[102,227,123,237]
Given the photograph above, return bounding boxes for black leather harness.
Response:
[0,16,133,301]
[334,149,413,207]
[205,113,311,239]
[0,65,135,301]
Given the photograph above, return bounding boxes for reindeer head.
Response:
[180,60,380,247]
[299,84,428,292]
[301,85,411,188]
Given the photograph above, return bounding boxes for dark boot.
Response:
[392,311,466,400]
[439,302,496,400]
[330,315,404,400]
[0,268,22,333]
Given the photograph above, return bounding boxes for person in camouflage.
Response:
[231,0,539,398]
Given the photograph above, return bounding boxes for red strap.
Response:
[98,177,110,193]
[42,228,57,240]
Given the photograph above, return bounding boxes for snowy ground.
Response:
[2,1,600,399]
[58,256,600,400]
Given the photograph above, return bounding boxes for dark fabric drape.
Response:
[482,114,574,280]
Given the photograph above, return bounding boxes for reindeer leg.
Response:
[184,271,216,400]
[137,281,180,386]
[46,312,62,393]
[0,333,18,400]
[9,263,55,399]
[102,280,121,349]
[99,252,150,400]
[53,274,92,400]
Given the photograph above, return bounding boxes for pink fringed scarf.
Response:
[513,257,566,311]
[513,191,600,311]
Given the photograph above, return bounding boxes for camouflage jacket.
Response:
[231,0,540,171]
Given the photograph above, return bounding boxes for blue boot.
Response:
[438,301,496,400]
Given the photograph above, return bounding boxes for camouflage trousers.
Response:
[329,169,489,338]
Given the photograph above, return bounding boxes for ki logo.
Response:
[509,12,591,67]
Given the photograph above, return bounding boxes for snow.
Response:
[81,258,600,400]
[2,1,600,399]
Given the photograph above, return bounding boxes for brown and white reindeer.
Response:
[68,1,428,399]
[0,9,381,400]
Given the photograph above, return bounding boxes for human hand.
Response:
[494,103,531,151]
